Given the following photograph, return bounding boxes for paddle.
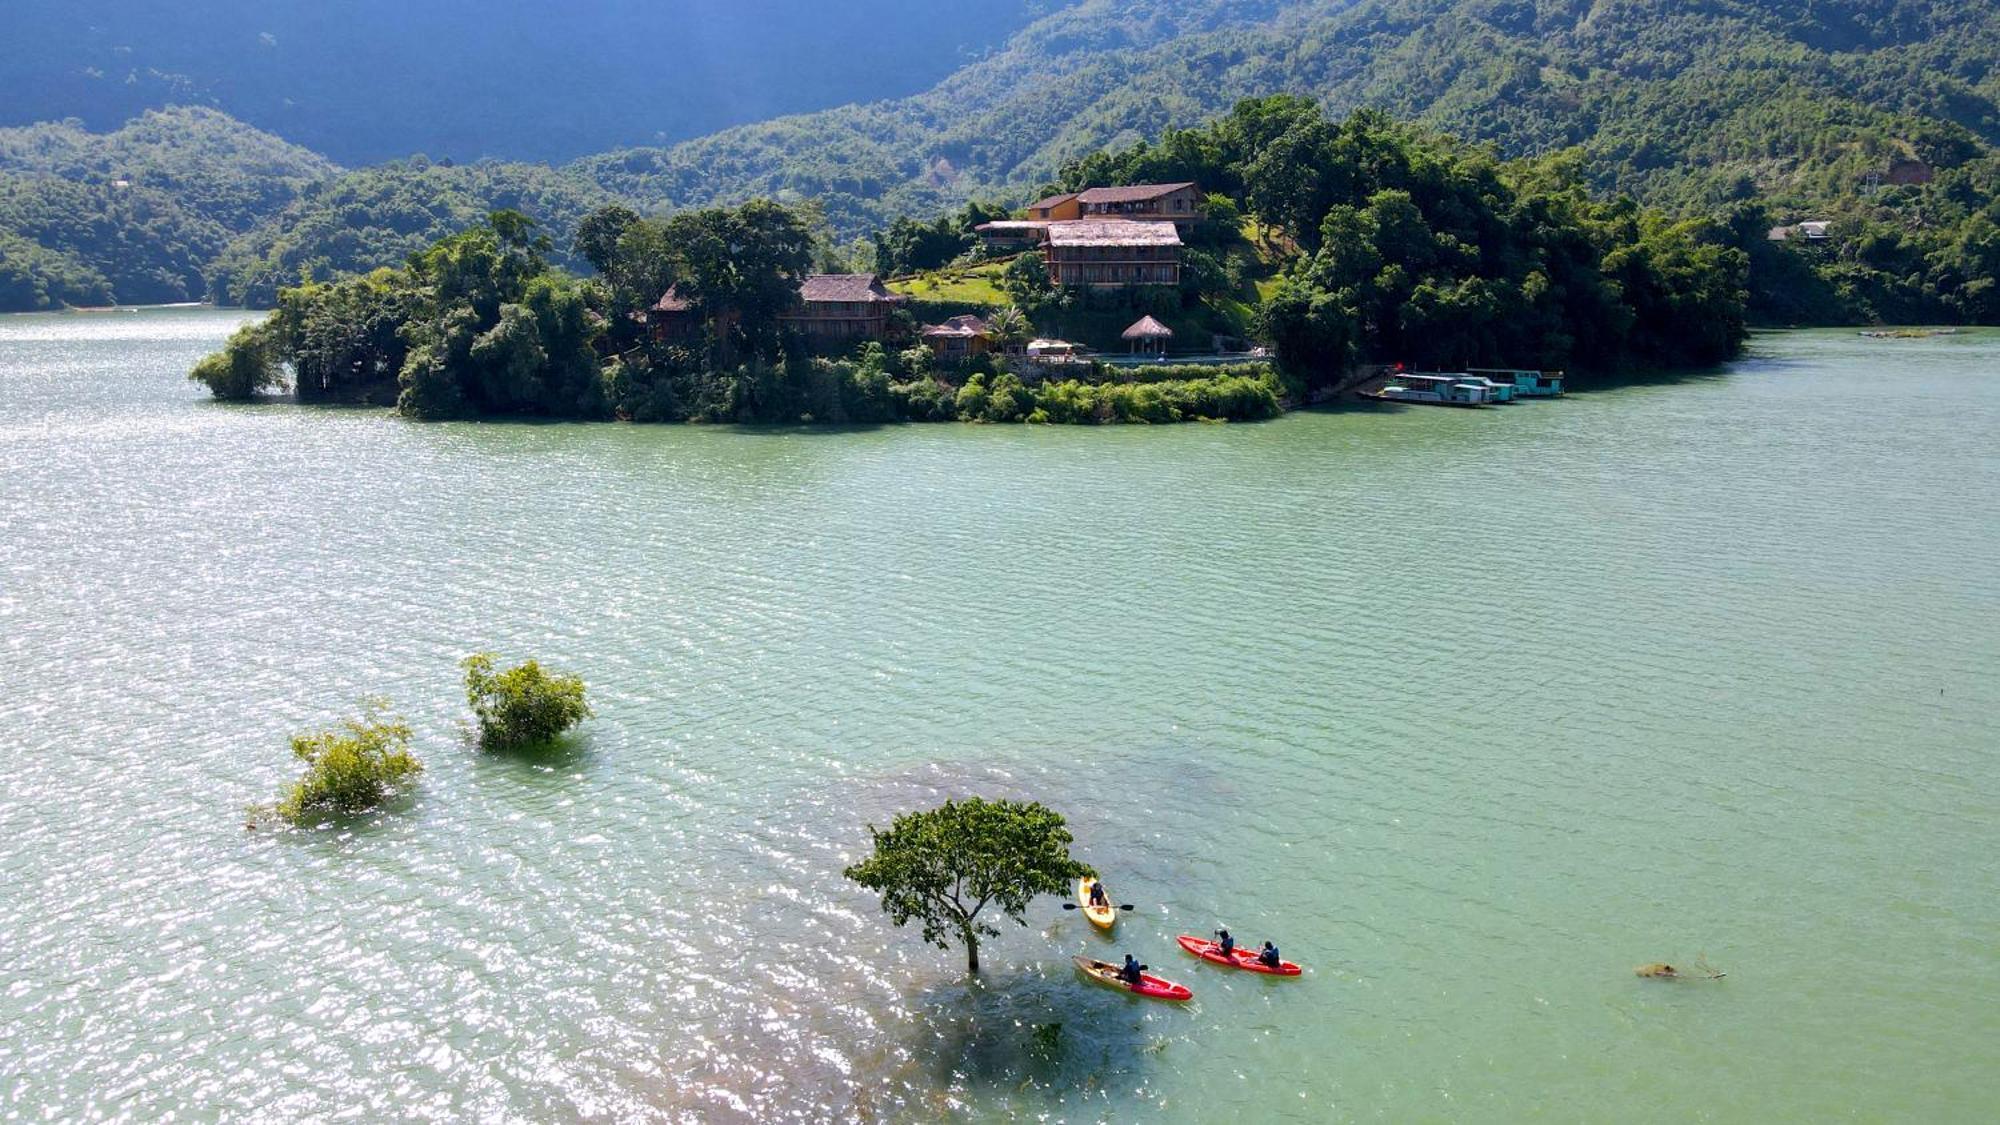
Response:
[1062,902,1137,912]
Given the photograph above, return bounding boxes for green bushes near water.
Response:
[462,653,593,751]
[956,369,1284,424]
[256,654,590,827]
[270,700,422,825]
[187,320,286,400]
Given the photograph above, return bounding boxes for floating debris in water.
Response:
[1636,954,1725,980]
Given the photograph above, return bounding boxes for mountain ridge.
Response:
[570,0,1999,227]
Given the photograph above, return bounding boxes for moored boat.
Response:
[1453,374,1518,402]
[1467,367,1565,397]
[1361,373,1492,407]
[1073,956,1194,1001]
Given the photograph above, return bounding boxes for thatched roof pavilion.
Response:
[1122,315,1174,355]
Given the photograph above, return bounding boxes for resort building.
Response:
[1043,220,1183,287]
[1077,182,1200,222]
[972,220,1051,250]
[779,274,906,341]
[639,284,700,343]
[920,314,994,360]
[1026,192,1082,221]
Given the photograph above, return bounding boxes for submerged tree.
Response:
[272,699,422,825]
[844,797,1092,975]
[461,652,592,751]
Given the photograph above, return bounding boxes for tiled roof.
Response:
[976,220,1052,232]
[1027,191,1079,211]
[1044,220,1183,248]
[1121,315,1175,339]
[798,274,900,303]
[650,284,692,313]
[1076,182,1196,205]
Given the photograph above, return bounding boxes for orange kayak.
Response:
[1176,935,1302,976]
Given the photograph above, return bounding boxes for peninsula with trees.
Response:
[185,100,1750,424]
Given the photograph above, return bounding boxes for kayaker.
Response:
[1213,928,1236,958]
[1088,880,1109,909]
[1258,941,1282,969]
[1120,954,1144,985]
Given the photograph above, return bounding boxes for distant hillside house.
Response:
[780,274,906,340]
[1026,192,1082,221]
[1767,220,1831,242]
[920,314,993,359]
[1076,182,1199,222]
[1043,220,1182,287]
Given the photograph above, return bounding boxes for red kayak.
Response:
[1073,956,1194,1001]
[1176,935,1302,976]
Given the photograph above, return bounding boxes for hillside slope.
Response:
[0,108,335,309]
[572,0,2000,232]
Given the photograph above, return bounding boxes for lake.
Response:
[2,309,1995,1121]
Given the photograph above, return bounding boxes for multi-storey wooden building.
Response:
[1025,192,1083,221]
[778,274,906,341]
[1042,220,1183,287]
[1076,182,1200,221]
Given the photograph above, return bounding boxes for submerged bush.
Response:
[462,652,592,750]
[274,700,422,824]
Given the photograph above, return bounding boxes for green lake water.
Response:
[2,308,1996,1121]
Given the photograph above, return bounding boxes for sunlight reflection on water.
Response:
[1,311,1997,1121]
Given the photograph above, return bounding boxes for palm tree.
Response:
[986,305,1031,354]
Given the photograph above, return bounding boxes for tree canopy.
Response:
[272,700,423,825]
[843,797,1093,974]
[462,653,593,752]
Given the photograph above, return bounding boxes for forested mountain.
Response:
[208,161,618,307]
[574,0,1999,225]
[2,0,1993,320]
[0,1,1043,164]
[0,108,333,309]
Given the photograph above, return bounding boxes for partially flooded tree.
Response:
[461,652,591,751]
[844,797,1091,975]
[269,698,422,825]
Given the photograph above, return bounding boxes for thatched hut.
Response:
[1122,315,1174,356]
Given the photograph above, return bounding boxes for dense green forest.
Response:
[3,0,1994,322]
[0,108,332,309]
[572,0,2000,224]
[207,160,619,307]
[188,105,1748,424]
